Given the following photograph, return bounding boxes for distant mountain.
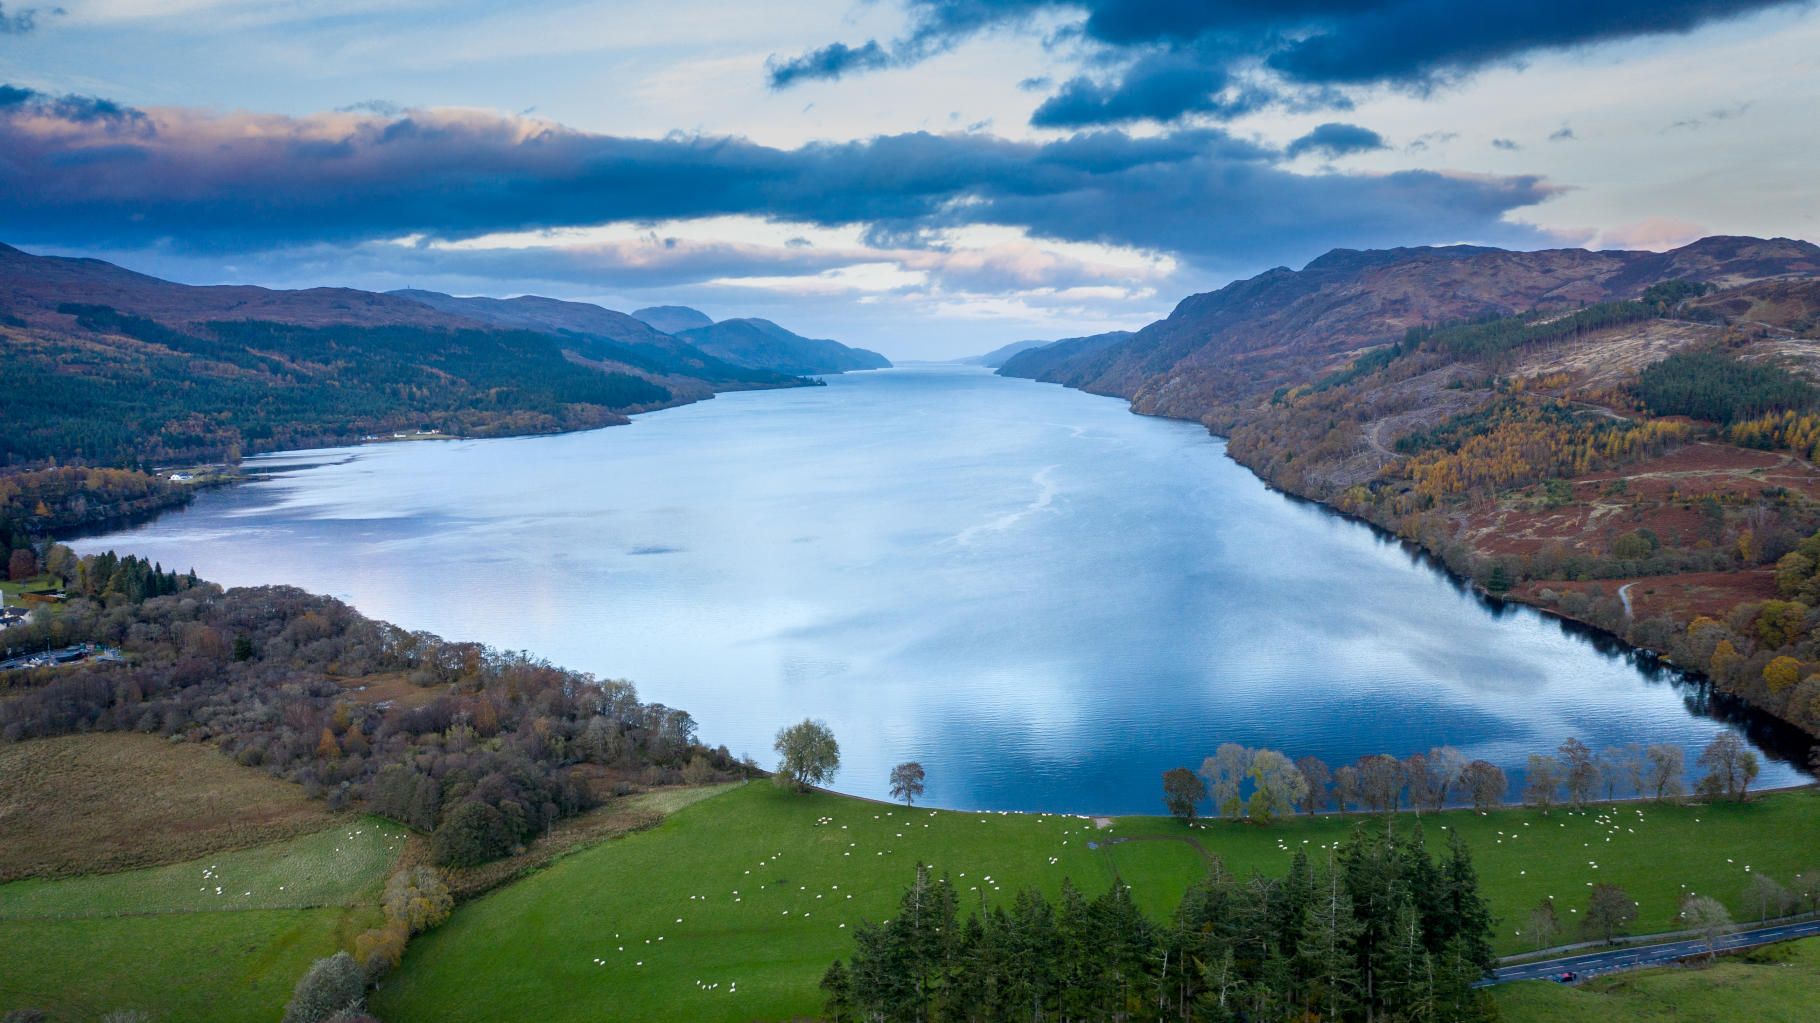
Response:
[632,305,715,334]
[959,339,1052,368]
[0,243,463,332]
[998,331,1134,379]
[676,318,892,375]
[1003,235,1820,419]
[391,290,798,389]
[0,244,810,468]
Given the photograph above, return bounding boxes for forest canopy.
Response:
[0,554,741,867]
[1632,349,1819,424]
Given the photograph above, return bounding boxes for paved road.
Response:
[1486,918,1820,985]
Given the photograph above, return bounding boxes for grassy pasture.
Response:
[0,817,406,920]
[1494,937,1820,1022]
[0,733,338,882]
[374,783,1820,1023]
[0,817,402,1023]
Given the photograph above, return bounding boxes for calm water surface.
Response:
[78,365,1804,811]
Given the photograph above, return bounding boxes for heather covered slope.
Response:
[1006,237,1820,420]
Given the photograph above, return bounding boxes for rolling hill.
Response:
[1003,236,1820,421]
[630,305,715,334]
[389,290,801,390]
[958,339,1052,368]
[0,244,815,468]
[996,330,1134,377]
[674,317,891,375]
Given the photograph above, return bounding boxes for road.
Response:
[1485,917,1820,985]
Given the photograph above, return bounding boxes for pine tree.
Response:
[820,960,856,1023]
[1295,860,1363,1022]
[1379,902,1439,1023]
[1442,830,1497,974]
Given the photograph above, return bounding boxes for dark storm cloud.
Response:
[0,83,151,128]
[0,87,1556,277]
[766,40,893,87]
[772,0,1805,126]
[1284,122,1388,160]
[1030,43,1267,127]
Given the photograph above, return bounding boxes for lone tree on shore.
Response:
[889,761,925,806]
[774,719,840,792]
[1161,766,1207,823]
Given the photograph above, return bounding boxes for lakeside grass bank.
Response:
[373,781,1820,1023]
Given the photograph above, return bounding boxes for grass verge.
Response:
[1493,937,1820,1022]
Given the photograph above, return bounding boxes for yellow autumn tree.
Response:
[1764,656,1802,693]
[1710,639,1743,679]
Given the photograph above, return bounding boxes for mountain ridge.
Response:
[631,305,716,334]
[676,317,891,375]
[1003,235,1820,420]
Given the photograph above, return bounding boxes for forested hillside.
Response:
[389,290,802,390]
[0,244,817,471]
[0,552,746,869]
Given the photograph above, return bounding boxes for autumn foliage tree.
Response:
[1162,766,1207,823]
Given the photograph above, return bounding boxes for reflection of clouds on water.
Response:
[949,465,1061,546]
[72,366,1809,812]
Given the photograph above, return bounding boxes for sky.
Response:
[1,1,1817,359]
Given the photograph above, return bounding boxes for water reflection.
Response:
[76,365,1810,813]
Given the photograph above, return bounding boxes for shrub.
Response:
[281,952,364,1023]
[432,801,515,867]
[355,919,410,978]
[682,753,716,785]
[383,866,454,933]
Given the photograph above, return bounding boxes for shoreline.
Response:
[58,367,1816,814]
[805,776,1818,822]
[1104,388,1820,751]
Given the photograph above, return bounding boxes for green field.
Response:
[0,907,380,1023]
[374,783,1820,1023]
[1495,937,1820,1022]
[0,818,406,919]
[0,819,403,1023]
